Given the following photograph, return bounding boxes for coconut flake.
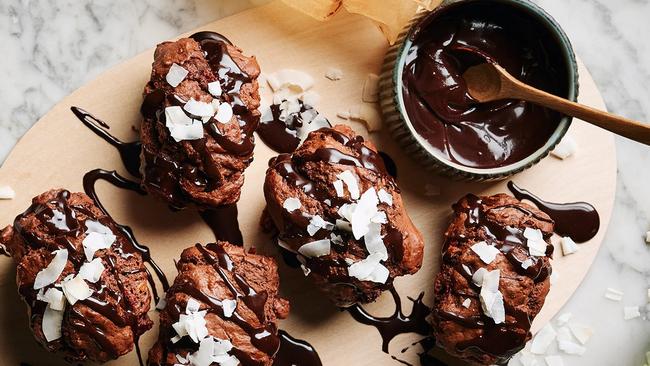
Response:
[518,350,540,366]
[545,355,564,366]
[34,249,68,290]
[324,67,343,81]
[214,102,234,124]
[184,99,216,117]
[568,323,593,344]
[222,299,237,318]
[267,69,314,94]
[362,73,379,102]
[470,241,500,264]
[336,171,360,200]
[282,197,301,212]
[333,180,345,197]
[172,298,209,343]
[471,267,488,287]
[166,63,188,87]
[61,275,93,305]
[82,220,116,261]
[37,287,66,311]
[348,252,389,284]
[521,258,534,269]
[337,111,350,120]
[560,236,579,256]
[335,219,352,232]
[363,222,387,260]
[301,90,321,107]
[208,81,222,97]
[556,326,573,343]
[47,210,69,230]
[530,323,557,354]
[551,135,577,160]
[0,185,15,199]
[462,298,471,308]
[623,306,641,320]
[330,233,344,246]
[156,297,167,310]
[165,106,204,142]
[43,305,64,342]
[556,312,572,326]
[524,228,548,256]
[78,258,105,283]
[307,215,333,236]
[604,287,624,301]
[377,189,393,206]
[349,188,381,239]
[461,264,472,276]
[298,239,331,258]
[558,339,586,355]
[349,104,382,132]
[297,255,311,276]
[479,269,505,324]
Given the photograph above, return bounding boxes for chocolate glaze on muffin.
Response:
[140,33,261,209]
[0,189,153,363]
[147,242,289,366]
[432,193,554,365]
[263,125,424,307]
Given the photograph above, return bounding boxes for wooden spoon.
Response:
[462,63,650,145]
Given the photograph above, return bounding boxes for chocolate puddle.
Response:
[379,151,398,179]
[507,181,600,242]
[272,330,323,366]
[199,205,244,246]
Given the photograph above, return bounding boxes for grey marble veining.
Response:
[0,0,648,365]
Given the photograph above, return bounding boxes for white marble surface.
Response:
[0,0,648,365]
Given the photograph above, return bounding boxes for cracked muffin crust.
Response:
[147,242,290,366]
[432,193,554,365]
[0,189,153,363]
[140,33,261,209]
[263,125,424,307]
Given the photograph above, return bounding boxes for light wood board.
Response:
[0,1,616,365]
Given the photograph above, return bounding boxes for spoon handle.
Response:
[507,81,650,145]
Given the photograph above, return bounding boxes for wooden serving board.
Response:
[0,1,616,365]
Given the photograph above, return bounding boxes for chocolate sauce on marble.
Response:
[199,205,244,246]
[272,330,323,366]
[257,100,331,153]
[82,169,170,302]
[508,181,600,243]
[71,107,142,178]
[402,2,570,168]
[347,287,432,353]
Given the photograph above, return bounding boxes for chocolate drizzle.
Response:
[347,287,432,352]
[199,205,244,246]
[272,330,323,366]
[82,168,170,302]
[507,181,600,243]
[71,107,142,178]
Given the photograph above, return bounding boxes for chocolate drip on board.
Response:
[272,330,323,366]
[71,107,142,178]
[199,205,244,246]
[82,169,170,302]
[507,181,600,243]
[379,151,398,179]
[0,243,9,257]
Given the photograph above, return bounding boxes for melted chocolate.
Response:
[71,107,142,178]
[257,100,331,153]
[0,243,9,257]
[140,31,259,209]
[272,330,323,366]
[379,151,398,179]
[199,205,244,246]
[402,2,570,168]
[347,287,432,353]
[82,169,170,302]
[508,181,600,242]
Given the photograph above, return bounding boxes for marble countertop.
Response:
[0,0,648,365]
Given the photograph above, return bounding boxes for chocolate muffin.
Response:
[263,125,424,307]
[0,189,153,363]
[140,32,261,209]
[147,242,290,366]
[432,193,554,365]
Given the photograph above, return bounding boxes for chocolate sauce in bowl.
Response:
[507,181,600,242]
[402,2,570,168]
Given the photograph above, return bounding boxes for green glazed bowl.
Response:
[379,0,579,181]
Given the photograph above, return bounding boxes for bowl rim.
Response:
[390,0,579,179]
